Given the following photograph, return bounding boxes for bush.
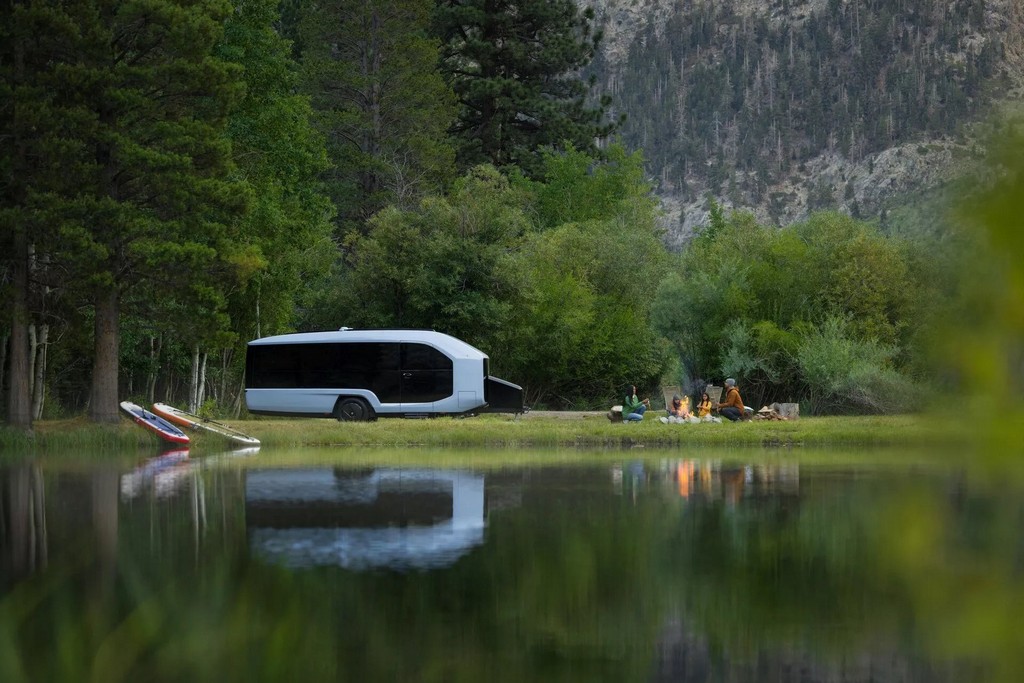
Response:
[797,317,907,415]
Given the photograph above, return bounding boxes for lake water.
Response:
[1,447,1021,682]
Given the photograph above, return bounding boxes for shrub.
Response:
[797,317,907,415]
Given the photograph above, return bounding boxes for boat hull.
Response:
[151,403,261,447]
[119,401,190,445]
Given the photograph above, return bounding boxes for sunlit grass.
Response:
[1,413,969,456]
[0,417,160,454]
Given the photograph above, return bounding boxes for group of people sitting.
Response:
[622,379,745,423]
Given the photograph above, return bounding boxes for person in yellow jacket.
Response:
[716,378,745,421]
[696,391,713,418]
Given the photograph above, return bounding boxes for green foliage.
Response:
[793,213,913,346]
[521,143,656,229]
[653,210,931,413]
[500,144,669,405]
[434,0,618,177]
[299,0,456,235]
[703,194,727,241]
[217,0,335,344]
[320,166,530,353]
[927,112,1024,452]
[306,145,668,409]
[797,316,905,415]
[0,0,251,422]
[509,219,669,406]
[0,0,338,422]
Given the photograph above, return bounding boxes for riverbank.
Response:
[0,413,967,454]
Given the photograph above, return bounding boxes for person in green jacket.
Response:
[624,385,649,421]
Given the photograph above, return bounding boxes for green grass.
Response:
[0,413,968,455]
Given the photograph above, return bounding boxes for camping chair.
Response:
[705,385,723,405]
[661,385,689,415]
[661,385,681,411]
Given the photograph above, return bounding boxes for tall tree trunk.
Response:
[197,351,208,411]
[189,344,200,412]
[232,378,245,418]
[6,6,31,431]
[8,227,32,430]
[146,335,161,405]
[254,279,261,339]
[0,330,9,401]
[28,324,36,402]
[219,348,231,409]
[32,324,48,420]
[89,288,120,423]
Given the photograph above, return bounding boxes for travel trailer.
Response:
[244,329,523,420]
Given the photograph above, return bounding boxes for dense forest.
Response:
[0,0,1018,429]
[592,0,1009,223]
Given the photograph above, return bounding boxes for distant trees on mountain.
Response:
[599,0,1005,204]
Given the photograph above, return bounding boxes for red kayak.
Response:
[151,402,260,447]
[119,401,190,445]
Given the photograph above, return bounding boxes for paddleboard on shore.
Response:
[151,403,261,447]
[119,401,190,445]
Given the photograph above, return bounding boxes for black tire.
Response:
[335,397,373,422]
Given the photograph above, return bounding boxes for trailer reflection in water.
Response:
[245,469,485,571]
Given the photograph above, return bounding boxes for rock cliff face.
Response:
[584,0,1022,243]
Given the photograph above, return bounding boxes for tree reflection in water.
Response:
[0,454,1021,682]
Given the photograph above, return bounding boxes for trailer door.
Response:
[400,342,454,408]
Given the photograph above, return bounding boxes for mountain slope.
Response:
[586,0,1022,243]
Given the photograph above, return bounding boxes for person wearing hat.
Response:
[660,394,691,423]
[716,378,745,421]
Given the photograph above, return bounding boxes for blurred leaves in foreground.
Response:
[939,114,1024,456]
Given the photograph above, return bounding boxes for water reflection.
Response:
[119,447,263,501]
[614,459,800,504]
[120,448,192,499]
[0,452,1021,682]
[246,469,485,570]
[0,464,47,582]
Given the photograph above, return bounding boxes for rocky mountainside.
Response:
[585,0,1024,245]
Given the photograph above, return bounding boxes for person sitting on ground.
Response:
[623,385,649,421]
[716,378,745,422]
[696,391,713,418]
[660,394,691,423]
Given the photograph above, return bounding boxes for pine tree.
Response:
[299,0,456,236]
[1,0,85,429]
[3,0,246,423]
[434,0,618,177]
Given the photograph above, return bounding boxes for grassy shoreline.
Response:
[0,413,966,454]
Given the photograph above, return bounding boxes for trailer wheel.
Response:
[336,397,373,422]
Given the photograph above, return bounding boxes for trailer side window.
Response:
[402,343,453,371]
[248,344,301,388]
[300,344,341,386]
